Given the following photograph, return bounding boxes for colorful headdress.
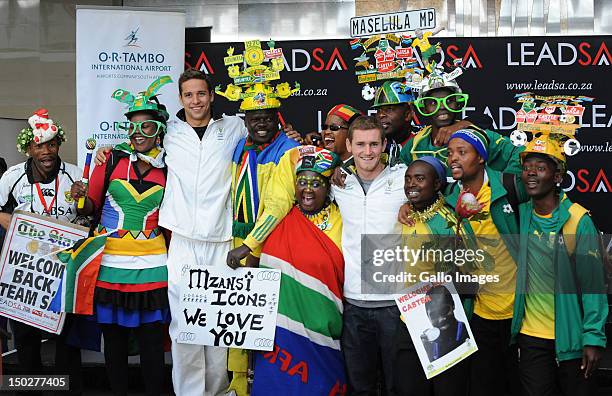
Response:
[350,29,465,102]
[372,80,415,107]
[327,104,363,124]
[112,75,172,121]
[513,93,591,171]
[215,40,299,111]
[17,108,66,154]
[296,147,340,178]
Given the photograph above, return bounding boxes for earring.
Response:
[556,182,561,187]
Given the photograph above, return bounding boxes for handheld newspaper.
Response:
[0,211,89,334]
[178,264,281,351]
[395,281,478,379]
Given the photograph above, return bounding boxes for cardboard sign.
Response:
[395,281,477,379]
[350,9,436,38]
[177,265,281,351]
[0,211,88,333]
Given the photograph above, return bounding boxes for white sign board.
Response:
[178,265,281,351]
[350,9,436,38]
[395,281,477,379]
[76,6,185,168]
[0,211,88,333]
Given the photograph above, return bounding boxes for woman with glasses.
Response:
[399,76,523,175]
[71,77,172,396]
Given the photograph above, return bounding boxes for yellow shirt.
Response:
[520,211,556,339]
[470,182,516,320]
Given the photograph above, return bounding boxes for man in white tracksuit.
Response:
[160,69,247,396]
[331,115,407,396]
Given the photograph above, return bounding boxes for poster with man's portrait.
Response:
[395,281,477,379]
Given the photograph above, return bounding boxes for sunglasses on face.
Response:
[119,120,166,138]
[322,124,348,132]
[414,93,470,116]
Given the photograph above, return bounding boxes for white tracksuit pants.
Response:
[168,234,230,396]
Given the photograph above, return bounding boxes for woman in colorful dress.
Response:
[71,77,172,396]
[251,148,346,395]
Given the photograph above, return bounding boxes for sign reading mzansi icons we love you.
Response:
[186,36,611,232]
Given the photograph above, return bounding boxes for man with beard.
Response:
[444,128,528,396]
[0,109,82,395]
[510,134,607,396]
[399,78,523,175]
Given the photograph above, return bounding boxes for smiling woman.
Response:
[68,76,173,396]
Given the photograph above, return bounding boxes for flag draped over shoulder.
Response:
[252,206,346,396]
[49,236,106,315]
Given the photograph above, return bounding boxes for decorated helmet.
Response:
[372,80,415,108]
[419,75,462,97]
[520,133,566,170]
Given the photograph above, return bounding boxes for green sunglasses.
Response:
[119,120,167,138]
[414,93,470,116]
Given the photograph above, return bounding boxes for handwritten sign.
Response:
[395,281,477,379]
[177,265,281,351]
[0,211,88,333]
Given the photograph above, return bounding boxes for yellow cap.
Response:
[520,133,566,168]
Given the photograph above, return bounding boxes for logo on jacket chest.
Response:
[216,127,224,140]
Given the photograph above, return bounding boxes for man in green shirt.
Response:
[510,133,607,396]
[399,78,523,175]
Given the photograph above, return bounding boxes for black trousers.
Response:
[100,322,165,396]
[341,303,402,396]
[468,314,519,396]
[394,322,469,396]
[11,317,82,395]
[518,334,595,396]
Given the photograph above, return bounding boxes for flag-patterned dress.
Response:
[253,204,346,395]
[87,150,169,327]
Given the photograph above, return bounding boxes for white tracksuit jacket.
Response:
[331,164,407,301]
[159,114,247,241]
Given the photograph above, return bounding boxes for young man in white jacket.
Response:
[331,115,407,395]
[160,70,248,396]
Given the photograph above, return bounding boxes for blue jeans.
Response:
[341,302,402,396]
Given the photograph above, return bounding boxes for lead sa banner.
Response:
[177,265,281,351]
[186,36,611,231]
[0,211,89,334]
[76,6,185,169]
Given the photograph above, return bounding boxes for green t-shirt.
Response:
[521,209,557,339]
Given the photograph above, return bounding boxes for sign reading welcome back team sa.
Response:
[0,211,89,333]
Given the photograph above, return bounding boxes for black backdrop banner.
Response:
[185,36,612,232]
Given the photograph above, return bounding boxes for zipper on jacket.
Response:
[192,133,204,234]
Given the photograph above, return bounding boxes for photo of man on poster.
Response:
[421,284,470,362]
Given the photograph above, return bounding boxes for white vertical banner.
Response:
[76,6,185,168]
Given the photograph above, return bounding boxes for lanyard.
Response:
[34,177,59,216]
